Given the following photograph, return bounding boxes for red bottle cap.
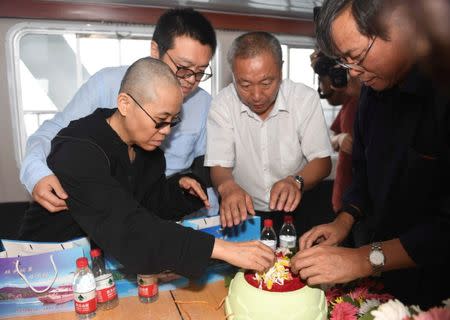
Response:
[76,257,88,268]
[90,248,102,258]
[284,215,293,223]
[263,219,273,228]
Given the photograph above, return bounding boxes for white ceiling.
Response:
[50,0,323,20]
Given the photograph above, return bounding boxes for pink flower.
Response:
[330,301,359,320]
[349,287,370,301]
[414,307,450,320]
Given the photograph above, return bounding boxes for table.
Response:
[5,280,228,320]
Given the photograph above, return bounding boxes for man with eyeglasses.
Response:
[19,57,276,278]
[291,0,450,308]
[20,8,219,216]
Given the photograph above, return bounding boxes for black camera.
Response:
[313,54,348,88]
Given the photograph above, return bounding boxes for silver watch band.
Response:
[369,242,385,276]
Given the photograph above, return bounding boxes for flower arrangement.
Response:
[326,279,450,320]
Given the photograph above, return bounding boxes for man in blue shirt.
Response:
[20,8,219,215]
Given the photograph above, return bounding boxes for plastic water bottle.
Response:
[90,249,119,310]
[137,274,159,303]
[73,257,97,319]
[279,215,297,254]
[260,219,277,251]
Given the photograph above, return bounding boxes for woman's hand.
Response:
[211,239,276,273]
[179,176,210,208]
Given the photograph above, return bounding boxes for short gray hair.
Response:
[227,31,282,68]
[119,56,180,103]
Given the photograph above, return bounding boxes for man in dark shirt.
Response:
[291,0,450,307]
[19,57,275,278]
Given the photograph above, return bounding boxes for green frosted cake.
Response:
[224,250,327,320]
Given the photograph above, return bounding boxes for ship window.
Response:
[8,22,213,161]
[280,44,340,129]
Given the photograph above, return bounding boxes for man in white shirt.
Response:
[205,32,332,233]
[20,8,219,215]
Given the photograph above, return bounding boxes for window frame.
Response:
[277,34,316,79]
[278,34,342,130]
[277,34,340,175]
[6,21,218,165]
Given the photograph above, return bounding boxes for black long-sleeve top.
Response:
[342,67,450,307]
[19,108,215,278]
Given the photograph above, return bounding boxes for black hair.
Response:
[316,0,392,57]
[152,8,217,57]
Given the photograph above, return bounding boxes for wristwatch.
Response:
[292,175,304,193]
[368,242,385,276]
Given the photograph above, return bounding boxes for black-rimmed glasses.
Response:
[336,36,377,72]
[126,93,181,129]
[165,52,212,82]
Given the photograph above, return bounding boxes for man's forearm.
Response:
[357,238,416,278]
[20,128,57,194]
[296,157,331,191]
[210,166,235,195]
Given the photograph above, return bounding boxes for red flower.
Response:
[330,301,359,320]
[349,287,369,300]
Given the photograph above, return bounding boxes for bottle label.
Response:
[260,239,276,251]
[279,235,297,249]
[95,273,117,303]
[74,289,97,314]
[138,284,158,298]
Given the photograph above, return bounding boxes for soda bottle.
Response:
[260,218,277,251]
[73,257,97,319]
[90,249,119,310]
[279,215,297,254]
[137,274,158,303]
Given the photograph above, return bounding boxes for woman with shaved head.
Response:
[19,57,276,278]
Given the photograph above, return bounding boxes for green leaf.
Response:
[343,295,358,306]
[358,312,375,320]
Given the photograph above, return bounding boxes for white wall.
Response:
[214,30,243,91]
[0,19,30,203]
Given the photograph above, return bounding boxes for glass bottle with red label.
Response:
[90,249,119,310]
[137,274,158,303]
[73,257,97,319]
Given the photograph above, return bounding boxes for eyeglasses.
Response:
[336,36,377,72]
[126,93,181,129]
[165,52,212,82]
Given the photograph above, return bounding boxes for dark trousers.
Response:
[255,182,337,244]
[255,210,292,239]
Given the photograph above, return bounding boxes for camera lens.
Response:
[313,56,336,76]
[329,67,348,88]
